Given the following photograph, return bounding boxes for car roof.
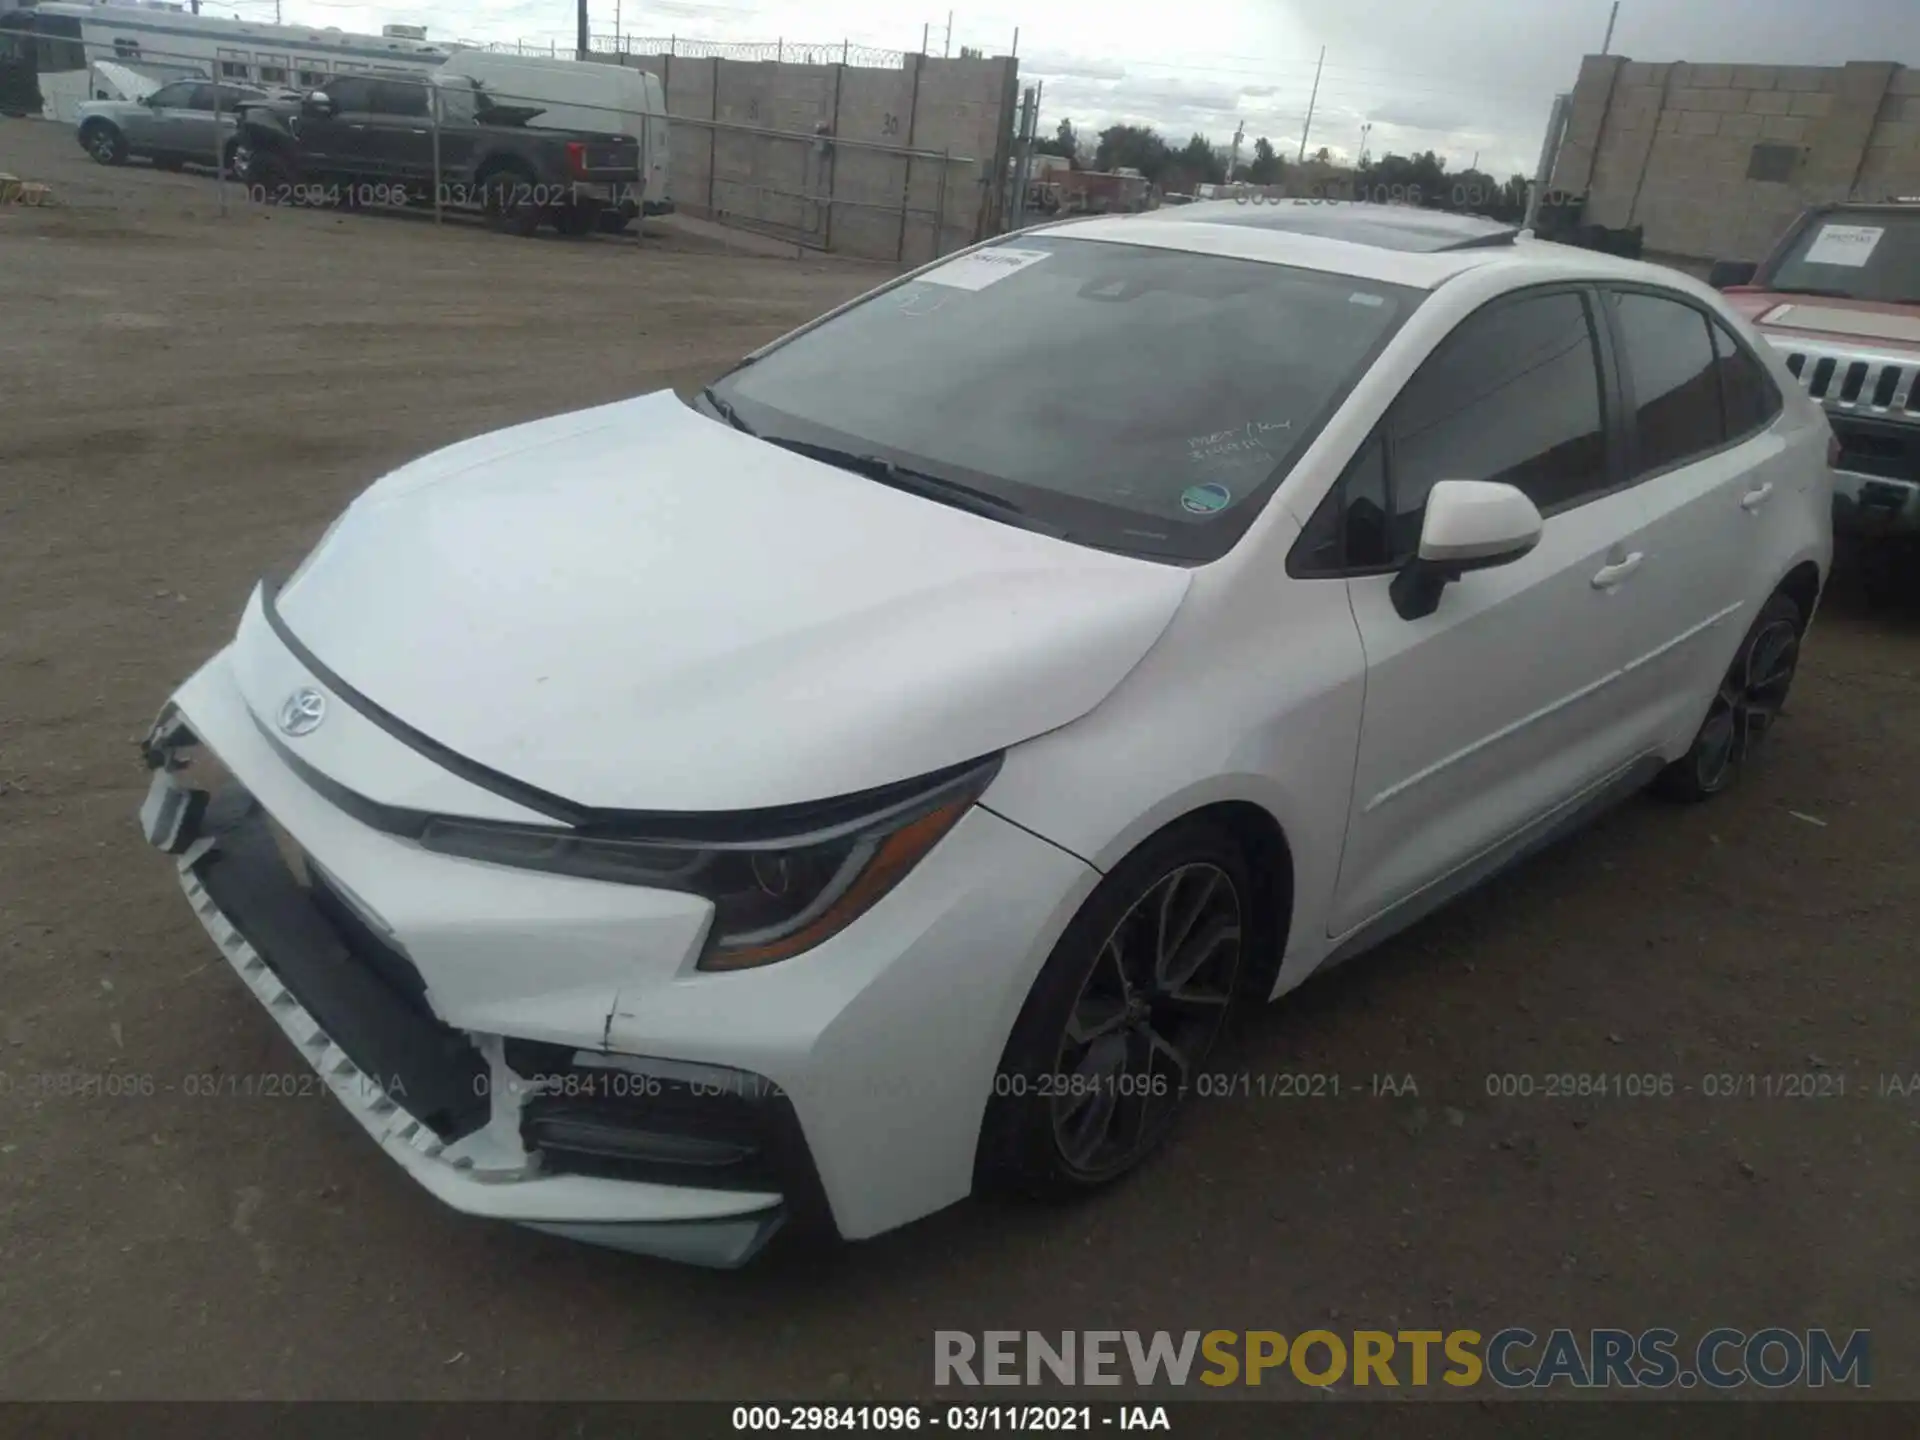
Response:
[1155,198,1522,252]
[1038,210,1709,295]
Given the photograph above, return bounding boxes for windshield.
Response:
[710,235,1419,561]
[1765,209,1920,305]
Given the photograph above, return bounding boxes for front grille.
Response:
[196,787,490,1140]
[1776,343,1920,418]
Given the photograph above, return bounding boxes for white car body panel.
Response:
[140,216,1833,1263]
[278,391,1191,812]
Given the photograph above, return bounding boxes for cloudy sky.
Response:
[218,0,1920,178]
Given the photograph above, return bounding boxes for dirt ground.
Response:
[3,115,1918,1403]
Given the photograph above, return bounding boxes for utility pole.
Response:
[1226,118,1244,182]
[576,0,589,59]
[1297,46,1325,163]
[1358,121,1372,167]
[1010,84,1037,228]
[921,22,929,53]
[1601,0,1620,55]
[944,10,952,57]
[1523,92,1571,231]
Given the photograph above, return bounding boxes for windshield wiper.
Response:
[758,436,1063,534]
[1771,285,1859,300]
[698,386,754,435]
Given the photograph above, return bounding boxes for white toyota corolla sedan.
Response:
[139,202,1833,1267]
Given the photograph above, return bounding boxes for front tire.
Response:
[977,820,1249,1198]
[1654,590,1803,802]
[81,121,126,166]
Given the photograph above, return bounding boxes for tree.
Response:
[1034,117,1081,167]
[1313,145,1331,165]
[1093,123,1173,180]
[1245,135,1283,184]
[1176,132,1226,186]
[958,45,984,59]
[1355,149,1447,205]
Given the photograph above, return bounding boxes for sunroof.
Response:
[1157,200,1520,253]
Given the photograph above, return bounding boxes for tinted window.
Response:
[1387,290,1608,553]
[1609,292,1722,476]
[1294,437,1390,574]
[372,78,428,116]
[324,76,377,110]
[717,237,1419,562]
[149,82,196,108]
[1712,321,1780,438]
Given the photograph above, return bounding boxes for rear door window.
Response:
[1711,321,1782,440]
[1606,291,1723,477]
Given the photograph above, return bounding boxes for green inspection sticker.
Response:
[1180,482,1233,515]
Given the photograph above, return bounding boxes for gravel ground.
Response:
[2,115,1917,1403]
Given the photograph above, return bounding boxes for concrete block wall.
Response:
[1551,54,1920,262]
[599,49,1019,262]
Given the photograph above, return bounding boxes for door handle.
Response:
[1741,482,1775,511]
[1591,552,1644,590]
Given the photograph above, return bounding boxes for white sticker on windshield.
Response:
[1803,224,1884,268]
[919,246,1052,291]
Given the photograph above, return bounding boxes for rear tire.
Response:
[479,163,542,237]
[1654,590,1803,802]
[81,120,126,166]
[976,819,1249,1199]
[553,199,603,238]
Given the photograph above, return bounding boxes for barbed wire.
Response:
[594,35,911,68]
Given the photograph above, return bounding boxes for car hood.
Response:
[1726,289,1920,353]
[274,391,1191,812]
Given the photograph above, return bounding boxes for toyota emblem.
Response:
[278,687,327,737]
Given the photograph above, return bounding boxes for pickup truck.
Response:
[232,73,641,237]
[1710,201,1920,599]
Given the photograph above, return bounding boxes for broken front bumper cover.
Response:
[140,735,806,1268]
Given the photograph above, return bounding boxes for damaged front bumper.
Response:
[140,716,821,1269]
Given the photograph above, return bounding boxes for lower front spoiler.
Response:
[158,780,788,1269]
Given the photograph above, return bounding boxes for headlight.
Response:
[417,757,1000,970]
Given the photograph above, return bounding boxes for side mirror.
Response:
[1389,480,1543,621]
[1707,259,1758,290]
[304,91,334,115]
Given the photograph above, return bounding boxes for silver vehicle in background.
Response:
[75,79,272,171]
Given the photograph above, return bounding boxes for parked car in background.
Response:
[75,79,268,170]
[138,208,1829,1268]
[1711,201,1920,599]
[232,74,642,237]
